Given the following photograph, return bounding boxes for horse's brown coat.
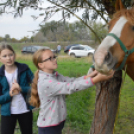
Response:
[95,7,134,81]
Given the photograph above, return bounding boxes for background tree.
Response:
[4,34,10,42]
[30,36,34,43]
[0,36,3,42]
[19,36,29,43]
[89,21,108,43]
[10,38,18,43]
[34,31,46,42]
[39,20,91,42]
[0,0,132,42]
[74,21,90,41]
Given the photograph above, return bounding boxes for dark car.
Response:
[64,44,81,53]
[21,46,57,54]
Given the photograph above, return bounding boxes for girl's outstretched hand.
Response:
[92,70,115,84]
[86,70,98,79]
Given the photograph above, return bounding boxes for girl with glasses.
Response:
[0,44,34,134]
[30,48,114,134]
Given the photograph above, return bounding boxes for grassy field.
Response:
[0,51,134,134]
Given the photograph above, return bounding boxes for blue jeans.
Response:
[38,121,65,134]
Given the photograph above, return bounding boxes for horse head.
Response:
[94,0,134,80]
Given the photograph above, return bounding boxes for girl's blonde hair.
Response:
[29,48,49,108]
[0,43,15,54]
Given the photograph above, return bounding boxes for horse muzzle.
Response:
[93,50,117,74]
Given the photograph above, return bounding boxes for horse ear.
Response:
[115,0,126,11]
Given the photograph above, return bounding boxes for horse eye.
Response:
[132,26,134,31]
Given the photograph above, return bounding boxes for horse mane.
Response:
[113,8,134,25]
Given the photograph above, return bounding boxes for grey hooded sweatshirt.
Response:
[37,70,94,127]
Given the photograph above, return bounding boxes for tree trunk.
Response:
[90,71,122,134]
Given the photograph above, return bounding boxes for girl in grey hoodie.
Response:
[30,48,114,134]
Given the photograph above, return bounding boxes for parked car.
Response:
[64,44,81,53]
[68,45,95,57]
[21,46,57,54]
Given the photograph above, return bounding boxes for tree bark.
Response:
[90,71,122,134]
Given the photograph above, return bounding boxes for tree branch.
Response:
[47,0,101,43]
[82,0,108,23]
[73,5,109,16]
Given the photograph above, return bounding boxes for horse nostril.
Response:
[105,52,112,64]
[105,52,110,60]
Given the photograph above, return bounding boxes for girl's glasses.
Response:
[41,56,57,63]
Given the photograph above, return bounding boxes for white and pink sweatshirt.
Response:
[37,70,94,127]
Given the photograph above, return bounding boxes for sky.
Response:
[0,1,79,40]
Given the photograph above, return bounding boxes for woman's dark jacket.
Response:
[0,62,34,116]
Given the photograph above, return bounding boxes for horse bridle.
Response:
[90,33,134,71]
[107,33,134,71]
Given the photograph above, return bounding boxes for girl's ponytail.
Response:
[29,48,48,108]
[29,70,40,108]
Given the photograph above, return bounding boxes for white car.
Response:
[68,45,95,57]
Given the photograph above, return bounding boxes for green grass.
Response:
[17,57,134,134]
[114,74,134,134]
[0,53,134,134]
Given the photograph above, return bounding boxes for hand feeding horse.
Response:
[91,0,134,81]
